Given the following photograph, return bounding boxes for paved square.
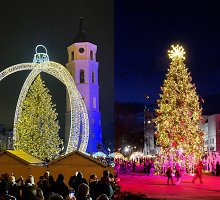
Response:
[118,173,220,199]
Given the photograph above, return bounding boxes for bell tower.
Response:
[65,18,102,153]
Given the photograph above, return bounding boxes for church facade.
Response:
[65,18,102,153]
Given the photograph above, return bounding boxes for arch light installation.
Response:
[0,48,89,154]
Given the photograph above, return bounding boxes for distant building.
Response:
[200,114,220,152]
[144,107,155,155]
[0,124,13,151]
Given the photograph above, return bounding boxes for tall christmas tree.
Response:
[14,75,63,160]
[154,45,204,170]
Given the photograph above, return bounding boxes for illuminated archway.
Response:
[129,152,145,161]
[0,61,89,154]
[113,152,125,160]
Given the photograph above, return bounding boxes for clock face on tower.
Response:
[79,48,85,53]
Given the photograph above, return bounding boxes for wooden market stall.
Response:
[48,150,113,181]
[0,150,46,180]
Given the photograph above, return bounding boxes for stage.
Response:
[118,173,220,199]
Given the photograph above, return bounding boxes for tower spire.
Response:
[79,17,84,34]
[73,17,89,43]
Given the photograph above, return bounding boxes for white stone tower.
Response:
[65,18,102,153]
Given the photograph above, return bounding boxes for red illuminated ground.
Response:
[118,173,220,199]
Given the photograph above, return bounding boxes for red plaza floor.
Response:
[118,173,220,199]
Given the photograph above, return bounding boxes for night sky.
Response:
[0,1,114,143]
[115,0,220,114]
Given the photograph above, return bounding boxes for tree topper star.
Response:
[168,44,186,60]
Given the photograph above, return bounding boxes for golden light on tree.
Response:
[154,44,204,170]
[14,74,63,160]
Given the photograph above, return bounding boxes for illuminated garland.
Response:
[113,152,125,160]
[130,152,145,161]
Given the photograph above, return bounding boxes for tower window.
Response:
[80,69,85,83]
[79,48,85,53]
[92,71,95,83]
[90,50,93,60]
[93,97,96,109]
[71,51,74,61]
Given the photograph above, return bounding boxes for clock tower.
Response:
[65,18,102,153]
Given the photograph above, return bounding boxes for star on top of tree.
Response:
[168,44,186,61]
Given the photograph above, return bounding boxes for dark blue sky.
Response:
[115,0,220,111]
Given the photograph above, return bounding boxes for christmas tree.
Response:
[154,45,204,170]
[14,74,63,160]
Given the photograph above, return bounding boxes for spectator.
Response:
[48,193,64,200]
[36,188,44,200]
[216,161,220,176]
[97,170,114,199]
[96,194,109,200]
[8,175,23,200]
[166,167,175,185]
[0,173,9,200]
[54,173,69,199]
[88,174,98,200]
[72,172,88,195]
[22,178,37,200]
[192,161,204,183]
[68,173,77,189]
[76,183,91,200]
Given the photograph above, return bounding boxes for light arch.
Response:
[0,61,89,154]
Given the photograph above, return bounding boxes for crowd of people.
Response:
[0,170,118,200]
[114,156,220,187]
[114,158,155,176]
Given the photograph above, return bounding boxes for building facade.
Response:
[144,108,155,155]
[200,114,220,152]
[65,18,102,153]
[0,124,13,151]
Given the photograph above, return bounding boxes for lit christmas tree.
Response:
[154,45,204,171]
[14,75,63,160]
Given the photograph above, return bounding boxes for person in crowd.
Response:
[36,188,45,200]
[114,162,120,175]
[72,172,88,195]
[54,173,69,199]
[37,176,45,192]
[44,171,50,181]
[22,176,37,200]
[0,173,9,200]
[143,161,147,173]
[147,160,152,176]
[76,183,91,200]
[211,161,215,175]
[97,170,114,199]
[43,175,56,199]
[166,167,175,185]
[149,160,154,176]
[88,174,98,200]
[96,194,109,200]
[132,161,136,172]
[192,161,204,183]
[175,164,181,186]
[216,161,220,176]
[68,173,77,189]
[48,193,64,200]
[8,175,23,200]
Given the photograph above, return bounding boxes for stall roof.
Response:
[0,150,44,165]
[49,150,107,167]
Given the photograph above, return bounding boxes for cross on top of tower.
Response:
[73,17,90,43]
